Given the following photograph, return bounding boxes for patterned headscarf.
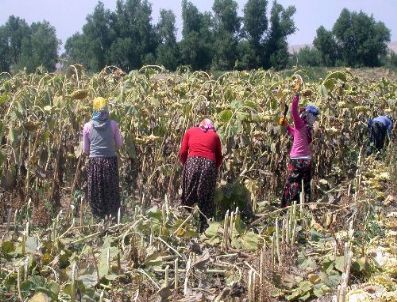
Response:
[199,118,215,132]
[300,105,320,128]
[300,105,319,143]
[92,97,109,122]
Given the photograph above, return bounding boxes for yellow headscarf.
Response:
[93,97,108,111]
[92,97,109,122]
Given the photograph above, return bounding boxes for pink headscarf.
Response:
[198,118,215,132]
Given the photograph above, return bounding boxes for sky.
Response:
[1,0,396,52]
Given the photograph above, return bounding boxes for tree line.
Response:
[0,0,395,73]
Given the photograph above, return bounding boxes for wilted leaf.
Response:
[320,270,341,288]
[157,284,173,301]
[205,222,221,237]
[25,237,40,254]
[286,289,302,301]
[299,257,318,271]
[191,250,210,270]
[98,246,118,278]
[147,206,162,221]
[0,93,9,106]
[104,274,119,281]
[79,273,98,288]
[1,241,15,255]
[239,231,259,251]
[70,89,89,100]
[313,283,329,298]
[335,256,345,273]
[244,100,258,110]
[319,85,328,98]
[28,292,50,302]
[308,274,320,284]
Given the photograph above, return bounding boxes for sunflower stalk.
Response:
[275,218,281,265]
[174,258,179,292]
[71,262,77,302]
[223,210,230,251]
[183,253,192,296]
[291,200,298,245]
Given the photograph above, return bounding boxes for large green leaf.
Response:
[0,93,9,106]
[1,241,15,254]
[218,109,233,123]
[324,71,347,83]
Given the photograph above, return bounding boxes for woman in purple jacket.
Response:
[82,97,123,219]
[280,93,319,207]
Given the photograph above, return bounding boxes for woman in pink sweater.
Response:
[280,94,319,207]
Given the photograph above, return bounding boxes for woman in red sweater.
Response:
[178,118,223,232]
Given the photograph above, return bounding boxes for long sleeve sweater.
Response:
[83,120,123,157]
[286,95,312,158]
[178,127,223,167]
[371,116,393,134]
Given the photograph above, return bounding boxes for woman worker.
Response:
[82,97,123,219]
[279,88,320,207]
[178,118,223,232]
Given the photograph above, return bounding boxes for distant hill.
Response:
[289,41,397,54]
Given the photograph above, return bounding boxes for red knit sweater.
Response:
[178,127,223,167]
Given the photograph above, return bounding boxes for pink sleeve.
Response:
[82,122,91,154]
[291,94,304,129]
[111,121,123,148]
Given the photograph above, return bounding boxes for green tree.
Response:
[0,16,59,72]
[239,0,268,68]
[155,9,179,70]
[313,26,339,66]
[64,33,90,67]
[3,16,31,70]
[235,40,257,69]
[180,0,213,70]
[211,0,241,70]
[65,1,114,71]
[0,26,11,72]
[291,46,322,67]
[110,0,157,70]
[265,1,296,69]
[243,0,268,45]
[333,9,390,67]
[19,22,59,71]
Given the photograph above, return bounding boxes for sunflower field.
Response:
[0,65,397,301]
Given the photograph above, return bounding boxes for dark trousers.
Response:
[281,158,312,207]
[182,157,217,231]
[367,122,387,155]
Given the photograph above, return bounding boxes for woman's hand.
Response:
[278,117,288,127]
[292,76,303,94]
[293,81,301,94]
